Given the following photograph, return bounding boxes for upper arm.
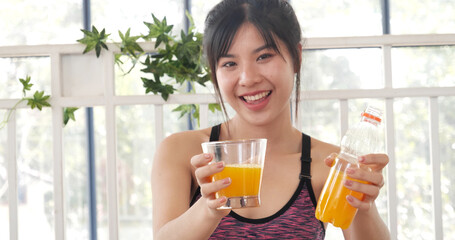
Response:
[311,138,340,199]
[151,133,198,233]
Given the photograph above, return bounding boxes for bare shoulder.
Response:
[309,137,340,197]
[154,127,212,166]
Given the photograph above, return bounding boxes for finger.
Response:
[324,153,338,167]
[194,161,225,184]
[206,196,230,211]
[358,154,389,170]
[200,177,231,198]
[191,153,213,168]
[346,167,384,187]
[344,179,380,199]
[346,195,372,211]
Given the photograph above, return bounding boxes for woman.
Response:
[152,0,390,239]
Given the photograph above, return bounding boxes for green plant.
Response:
[63,107,79,125]
[77,13,220,126]
[0,76,51,129]
[0,76,78,130]
[77,26,110,57]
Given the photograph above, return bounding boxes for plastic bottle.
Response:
[315,106,382,229]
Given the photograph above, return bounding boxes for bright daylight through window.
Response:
[0,0,454,240]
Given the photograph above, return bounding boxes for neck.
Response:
[223,110,300,154]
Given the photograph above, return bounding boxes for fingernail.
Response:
[204,153,211,159]
[223,177,231,184]
[219,196,227,204]
[217,161,225,168]
[346,168,355,174]
[344,180,353,186]
[346,195,354,202]
[358,156,365,163]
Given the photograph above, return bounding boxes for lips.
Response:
[241,90,272,104]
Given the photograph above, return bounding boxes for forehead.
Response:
[228,23,265,49]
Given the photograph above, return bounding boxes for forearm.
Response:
[348,204,390,240]
[154,198,228,240]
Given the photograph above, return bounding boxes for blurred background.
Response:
[0,0,454,239]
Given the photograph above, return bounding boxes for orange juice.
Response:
[315,157,368,229]
[212,164,262,197]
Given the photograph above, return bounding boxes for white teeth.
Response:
[243,91,270,102]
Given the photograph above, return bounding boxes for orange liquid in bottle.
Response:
[315,157,368,229]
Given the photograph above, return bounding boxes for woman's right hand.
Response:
[191,153,232,216]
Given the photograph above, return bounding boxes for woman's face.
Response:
[215,22,297,125]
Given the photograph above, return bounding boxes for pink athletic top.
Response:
[190,124,325,239]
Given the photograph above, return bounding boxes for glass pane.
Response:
[63,108,90,239]
[0,0,83,46]
[163,104,190,136]
[191,0,220,33]
[392,46,455,88]
[0,111,8,240]
[115,55,148,96]
[395,98,433,239]
[391,0,455,34]
[16,108,54,240]
[440,96,455,238]
[93,107,108,240]
[91,0,184,43]
[63,107,108,240]
[298,99,340,146]
[324,225,343,240]
[293,0,382,37]
[302,48,383,91]
[116,105,155,240]
[207,103,228,128]
[0,57,51,99]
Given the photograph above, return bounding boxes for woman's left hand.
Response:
[324,153,389,211]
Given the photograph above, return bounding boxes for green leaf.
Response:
[142,14,174,47]
[19,75,33,96]
[77,26,110,57]
[185,11,196,33]
[209,103,221,113]
[141,77,175,100]
[172,104,200,127]
[25,90,51,110]
[140,55,166,78]
[172,104,193,119]
[119,28,144,58]
[115,54,124,65]
[63,107,79,125]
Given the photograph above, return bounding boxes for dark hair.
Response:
[204,0,303,121]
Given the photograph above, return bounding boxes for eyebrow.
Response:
[220,44,272,58]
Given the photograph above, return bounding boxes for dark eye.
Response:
[257,53,273,61]
[222,61,236,68]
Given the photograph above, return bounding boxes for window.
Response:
[1,0,454,240]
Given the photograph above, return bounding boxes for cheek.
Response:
[216,71,236,97]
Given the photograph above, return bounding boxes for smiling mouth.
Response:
[241,91,272,103]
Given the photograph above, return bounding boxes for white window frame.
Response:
[1,33,455,240]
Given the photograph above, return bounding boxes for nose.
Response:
[238,64,262,87]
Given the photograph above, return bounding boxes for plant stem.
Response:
[0,98,26,130]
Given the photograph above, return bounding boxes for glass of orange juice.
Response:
[201,139,267,209]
